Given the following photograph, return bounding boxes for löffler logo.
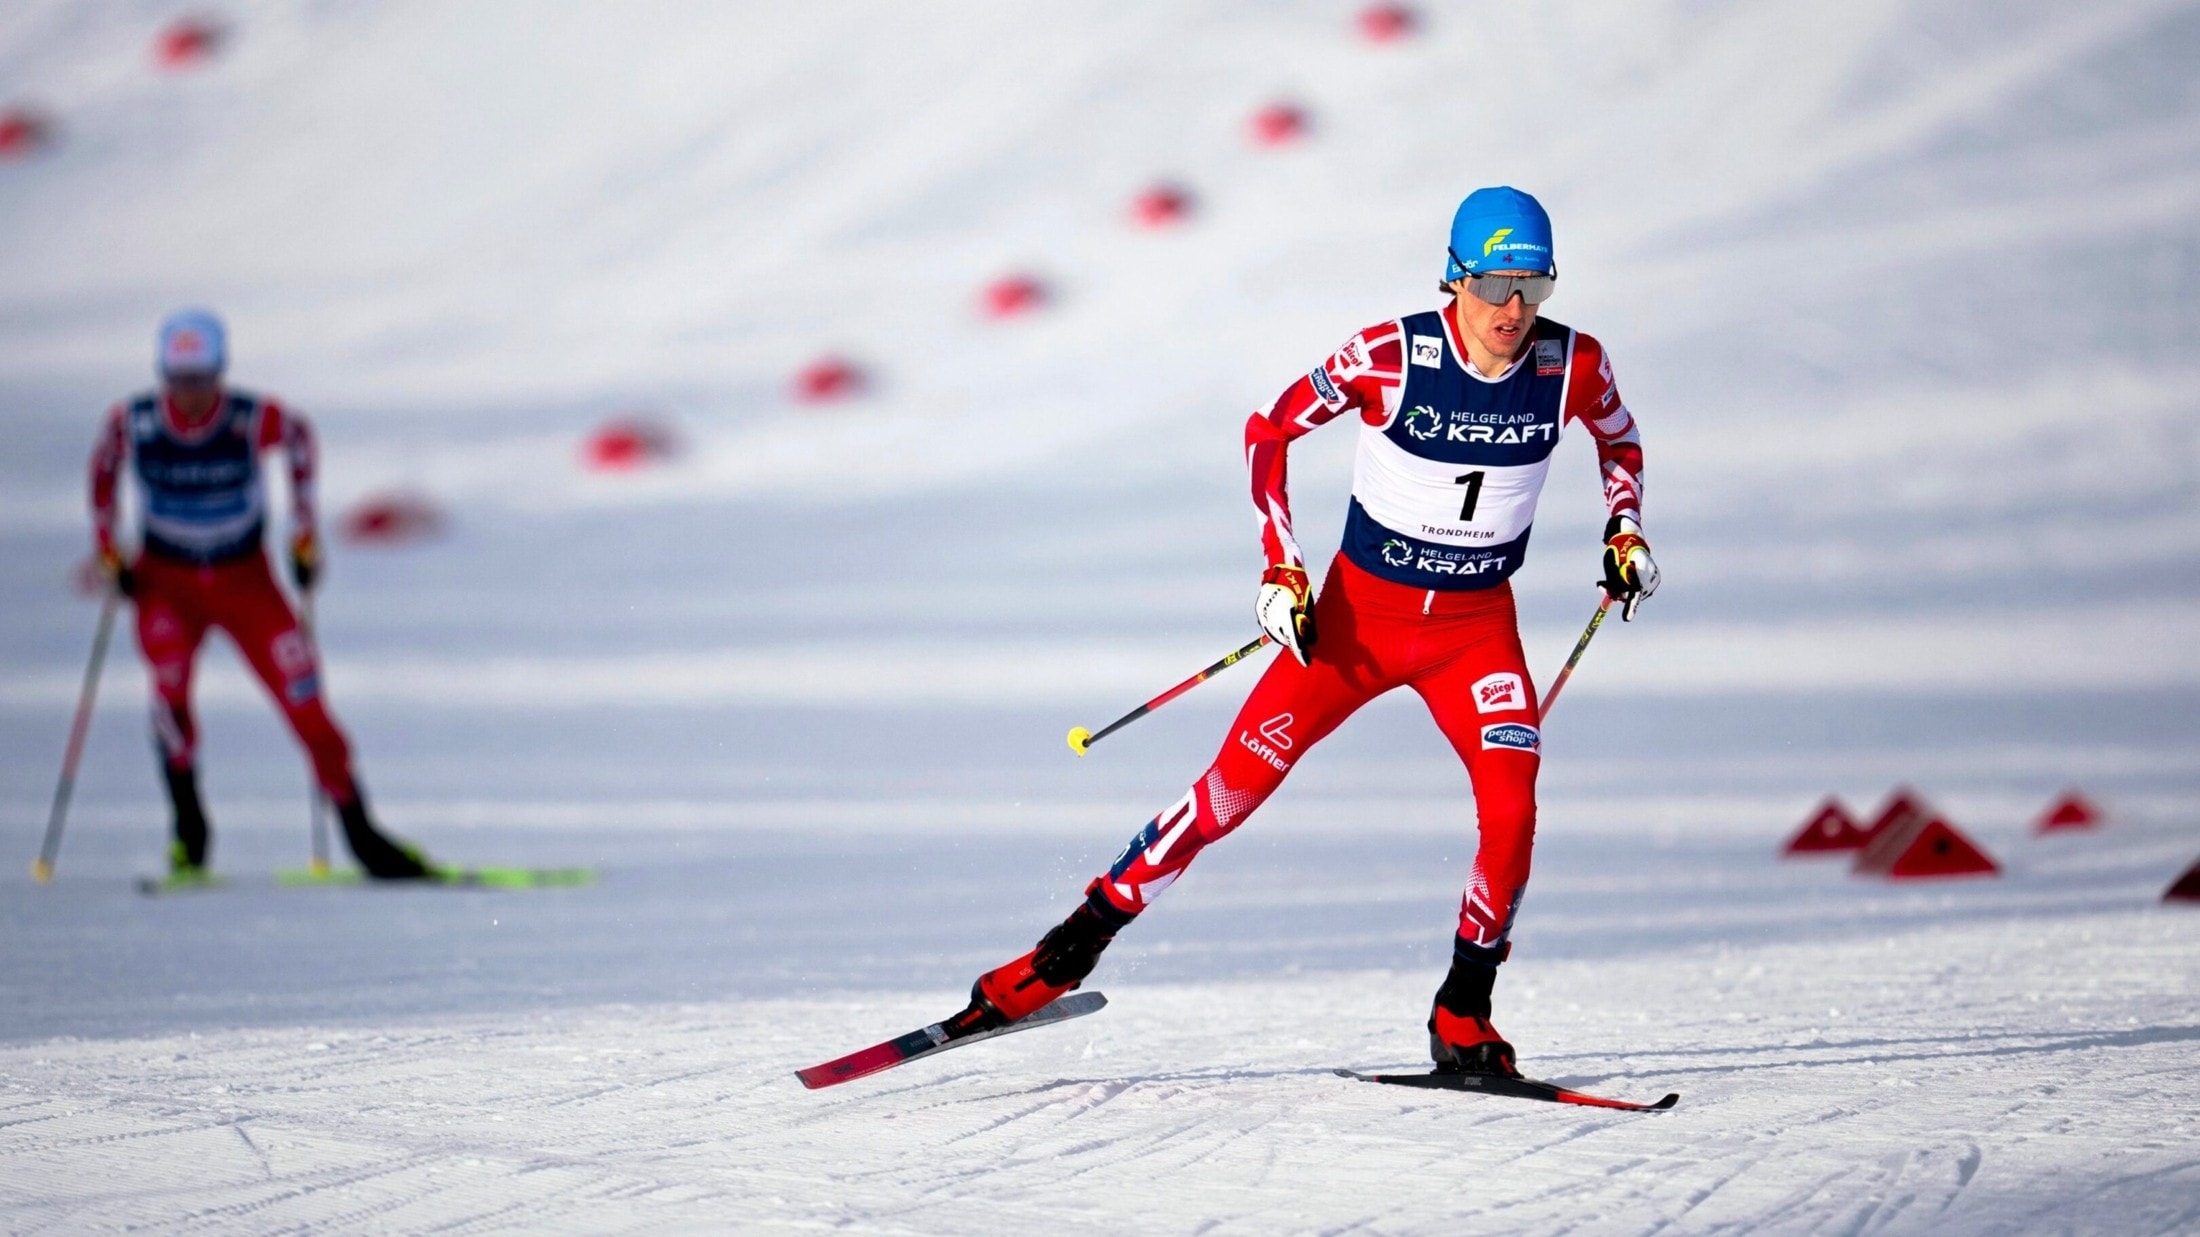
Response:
[1239,713,1294,771]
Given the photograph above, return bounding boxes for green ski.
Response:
[137,866,596,896]
[276,864,598,889]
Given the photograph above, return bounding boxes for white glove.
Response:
[1256,564,1317,665]
[1600,515,1660,621]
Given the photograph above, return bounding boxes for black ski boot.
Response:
[162,762,211,875]
[970,882,1138,1028]
[1428,937,1521,1078]
[336,785,434,880]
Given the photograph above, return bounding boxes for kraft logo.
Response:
[1481,723,1540,753]
[1446,420,1552,445]
[1417,554,1503,576]
[1258,712,1294,750]
[1380,539,1413,568]
[1405,405,1442,440]
[1472,672,1524,714]
[1482,227,1513,257]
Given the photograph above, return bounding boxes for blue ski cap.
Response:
[157,308,227,378]
[1444,187,1554,281]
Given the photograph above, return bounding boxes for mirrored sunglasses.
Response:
[1448,248,1556,305]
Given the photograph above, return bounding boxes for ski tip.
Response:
[1045,990,1107,1016]
[1650,1092,1680,1110]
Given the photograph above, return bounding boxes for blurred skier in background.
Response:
[960,188,1658,1077]
[88,309,432,882]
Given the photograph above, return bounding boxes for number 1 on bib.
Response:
[1454,470,1485,520]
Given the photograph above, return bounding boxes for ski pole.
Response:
[34,591,122,883]
[1537,595,1612,719]
[1068,633,1273,756]
[300,591,331,875]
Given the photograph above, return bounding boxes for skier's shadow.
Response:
[888,1024,2200,1102]
[1537,1023,2200,1080]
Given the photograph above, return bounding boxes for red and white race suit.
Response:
[1091,303,1645,957]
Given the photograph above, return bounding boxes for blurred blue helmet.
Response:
[157,308,227,378]
[1444,187,1554,281]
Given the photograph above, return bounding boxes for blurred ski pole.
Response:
[1537,595,1613,718]
[34,591,122,883]
[1067,634,1273,756]
[300,591,331,875]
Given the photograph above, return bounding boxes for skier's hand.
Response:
[98,546,135,598]
[290,532,321,592]
[1600,515,1659,621]
[1256,563,1318,665]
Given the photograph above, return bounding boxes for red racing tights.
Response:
[133,550,358,804]
[1095,553,1542,954]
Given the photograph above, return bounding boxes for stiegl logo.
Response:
[1472,671,1524,714]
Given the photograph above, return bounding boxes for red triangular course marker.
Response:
[2165,858,2200,903]
[1781,797,1871,857]
[2033,790,2102,834]
[1860,788,1928,844]
[1853,813,1999,880]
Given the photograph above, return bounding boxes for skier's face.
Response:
[1449,270,1541,366]
[163,373,222,422]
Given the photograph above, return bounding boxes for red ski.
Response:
[1335,1068,1677,1111]
[798,992,1107,1090]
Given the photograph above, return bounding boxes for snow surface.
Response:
[3,1,2198,1231]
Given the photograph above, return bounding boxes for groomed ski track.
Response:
[3,1,2198,1231]
[3,903,2194,1231]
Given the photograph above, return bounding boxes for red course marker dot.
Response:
[1248,102,1307,148]
[1357,4,1418,43]
[1129,182,1193,229]
[580,416,680,473]
[979,274,1048,320]
[155,19,225,70]
[0,108,52,159]
[793,357,864,405]
[339,492,446,546]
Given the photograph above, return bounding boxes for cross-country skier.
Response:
[87,309,432,881]
[957,188,1657,1077]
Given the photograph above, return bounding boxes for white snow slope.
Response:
[2,1,2197,1232]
